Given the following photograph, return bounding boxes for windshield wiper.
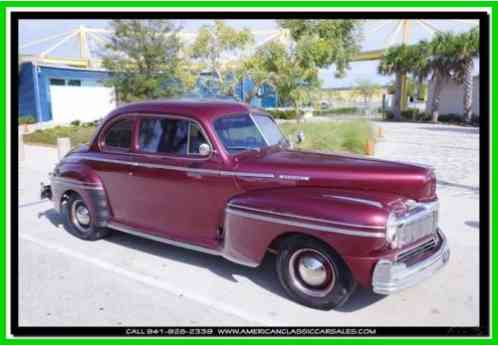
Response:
[226,146,261,152]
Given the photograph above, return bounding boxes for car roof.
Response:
[106,99,265,122]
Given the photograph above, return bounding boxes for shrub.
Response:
[384,110,479,126]
[266,109,298,120]
[70,120,81,127]
[24,125,96,146]
[82,119,101,128]
[326,107,360,115]
[19,116,36,125]
[384,109,424,121]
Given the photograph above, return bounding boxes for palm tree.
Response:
[378,44,419,120]
[411,40,431,102]
[427,31,461,123]
[451,26,479,122]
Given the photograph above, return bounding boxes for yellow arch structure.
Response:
[21,20,468,109]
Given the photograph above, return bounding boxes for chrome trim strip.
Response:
[108,221,221,256]
[50,177,103,190]
[372,229,450,295]
[321,195,383,208]
[222,171,275,178]
[278,175,310,181]
[73,154,275,179]
[108,221,260,267]
[227,203,385,230]
[225,208,385,238]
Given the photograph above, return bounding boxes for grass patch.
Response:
[280,120,375,154]
[24,125,97,147]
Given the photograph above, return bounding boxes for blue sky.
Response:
[19,19,479,88]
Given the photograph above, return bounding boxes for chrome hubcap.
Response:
[75,205,90,225]
[71,200,91,232]
[289,248,336,297]
[298,256,327,287]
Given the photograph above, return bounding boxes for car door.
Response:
[128,114,239,249]
[89,115,141,226]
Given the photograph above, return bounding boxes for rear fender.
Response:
[50,162,111,227]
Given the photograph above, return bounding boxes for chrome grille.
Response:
[397,237,438,263]
[396,206,438,247]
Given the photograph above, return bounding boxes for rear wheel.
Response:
[276,236,356,310]
[62,193,110,241]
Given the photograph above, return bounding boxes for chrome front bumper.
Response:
[372,229,450,295]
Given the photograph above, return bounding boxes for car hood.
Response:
[233,148,436,202]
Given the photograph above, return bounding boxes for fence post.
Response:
[57,137,71,160]
[365,139,375,156]
[378,127,384,138]
[19,128,25,161]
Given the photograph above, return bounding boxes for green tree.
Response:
[378,44,421,120]
[101,20,183,103]
[353,79,380,110]
[191,20,254,96]
[241,41,320,110]
[450,26,479,122]
[278,20,362,78]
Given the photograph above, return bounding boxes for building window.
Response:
[50,78,65,86]
[68,79,81,86]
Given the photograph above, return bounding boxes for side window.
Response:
[139,117,209,156]
[139,118,188,155]
[104,119,134,150]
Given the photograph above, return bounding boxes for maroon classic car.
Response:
[41,100,450,309]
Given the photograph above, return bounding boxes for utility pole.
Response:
[399,20,411,112]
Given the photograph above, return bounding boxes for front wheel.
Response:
[276,236,356,310]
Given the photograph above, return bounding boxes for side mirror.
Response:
[295,131,305,144]
[198,143,212,156]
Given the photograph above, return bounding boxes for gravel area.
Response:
[374,121,479,198]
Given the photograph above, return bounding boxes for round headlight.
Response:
[386,212,399,248]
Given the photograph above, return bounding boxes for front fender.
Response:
[222,187,404,269]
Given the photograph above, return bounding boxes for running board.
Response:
[107,221,222,257]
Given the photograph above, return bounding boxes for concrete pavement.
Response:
[18,120,480,327]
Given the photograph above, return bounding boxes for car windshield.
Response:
[214,113,288,154]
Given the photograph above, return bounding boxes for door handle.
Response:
[129,162,138,176]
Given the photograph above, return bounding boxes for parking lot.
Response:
[18,121,480,326]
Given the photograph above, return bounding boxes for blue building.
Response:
[194,71,278,108]
[237,78,278,108]
[19,62,112,123]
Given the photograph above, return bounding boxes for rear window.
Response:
[104,119,134,149]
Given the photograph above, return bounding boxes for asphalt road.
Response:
[18,122,480,326]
